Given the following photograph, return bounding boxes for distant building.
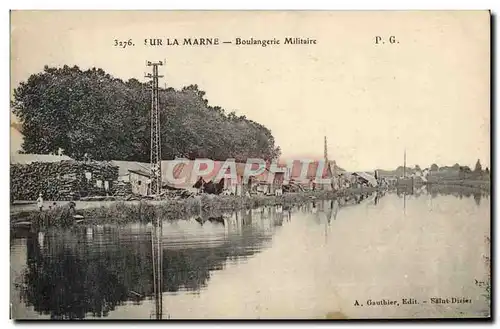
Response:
[127,169,151,196]
[351,172,378,187]
[10,119,23,154]
[162,160,247,196]
[110,160,150,181]
[287,160,335,191]
[412,169,428,183]
[252,168,286,195]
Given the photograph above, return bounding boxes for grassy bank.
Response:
[425,179,490,191]
[11,187,379,228]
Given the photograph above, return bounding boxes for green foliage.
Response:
[430,163,439,171]
[12,65,281,162]
[459,166,472,173]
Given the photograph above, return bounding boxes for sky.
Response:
[10,11,490,171]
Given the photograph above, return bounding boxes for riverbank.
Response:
[11,187,378,228]
[425,179,490,191]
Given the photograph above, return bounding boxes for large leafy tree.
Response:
[12,66,281,162]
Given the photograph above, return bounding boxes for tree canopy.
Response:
[12,65,281,162]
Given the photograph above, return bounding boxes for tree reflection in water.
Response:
[425,185,488,206]
[18,208,283,319]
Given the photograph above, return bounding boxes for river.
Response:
[10,186,490,319]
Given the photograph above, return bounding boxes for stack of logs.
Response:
[111,181,133,197]
[11,160,119,201]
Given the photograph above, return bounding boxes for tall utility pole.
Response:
[151,222,163,319]
[324,136,328,164]
[146,61,165,320]
[145,60,164,198]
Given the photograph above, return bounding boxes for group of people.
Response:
[36,193,76,214]
[36,193,58,211]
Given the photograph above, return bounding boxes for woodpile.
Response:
[10,160,119,201]
[283,181,305,193]
[111,181,133,197]
[162,189,197,199]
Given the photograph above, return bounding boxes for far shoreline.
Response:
[424,179,490,191]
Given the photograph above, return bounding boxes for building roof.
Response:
[111,158,339,189]
[161,160,254,189]
[11,153,73,164]
[128,169,151,178]
[331,161,346,173]
[10,116,24,154]
[353,172,378,186]
[287,160,334,181]
[110,160,150,177]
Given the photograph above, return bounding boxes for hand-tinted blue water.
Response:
[10,188,490,319]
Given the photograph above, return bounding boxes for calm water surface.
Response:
[10,187,490,319]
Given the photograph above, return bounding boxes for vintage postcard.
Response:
[9,11,491,320]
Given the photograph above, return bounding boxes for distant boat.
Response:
[73,214,85,224]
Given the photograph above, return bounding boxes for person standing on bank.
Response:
[37,193,44,211]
